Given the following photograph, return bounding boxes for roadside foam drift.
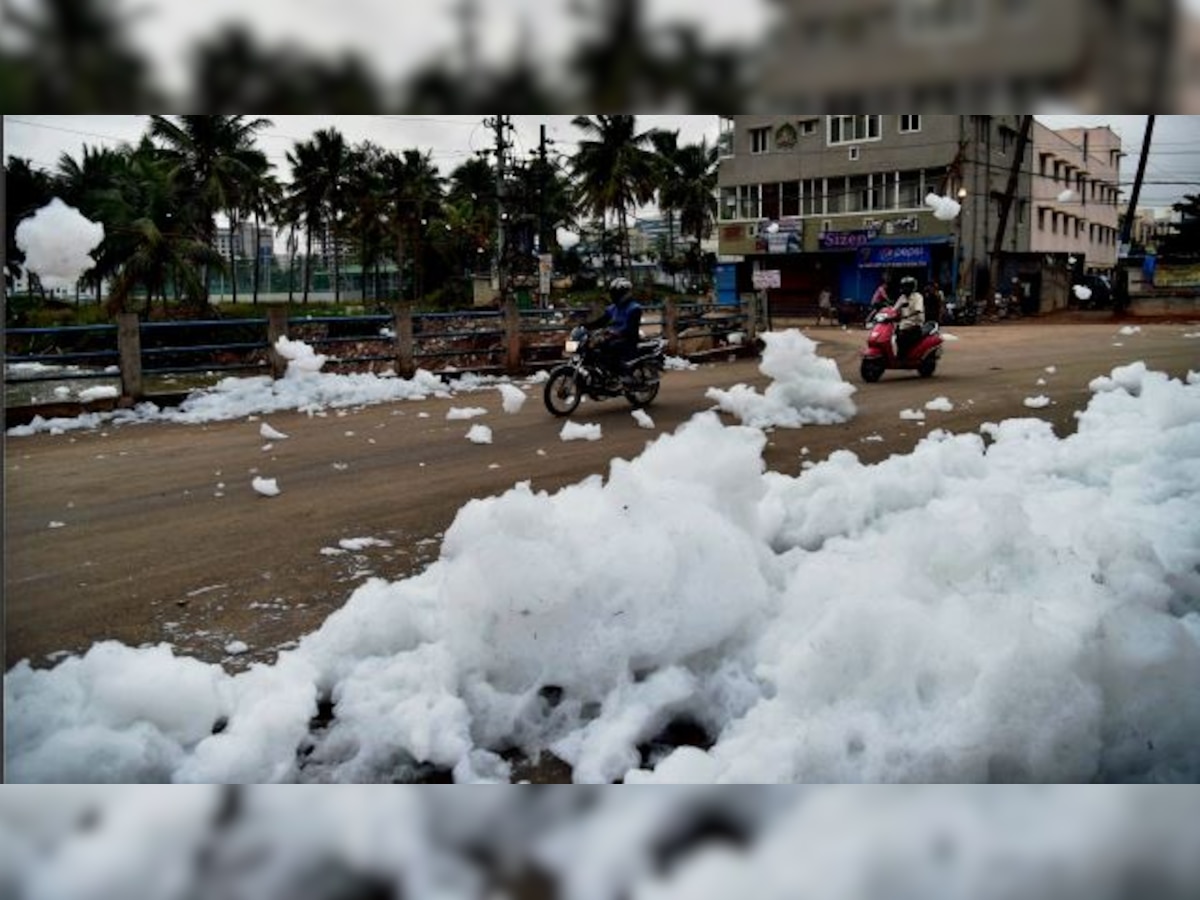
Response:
[706,330,857,429]
[5,363,1200,784]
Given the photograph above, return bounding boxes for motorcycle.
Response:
[543,324,666,416]
[860,306,945,383]
[942,295,978,326]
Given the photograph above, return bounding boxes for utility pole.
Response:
[538,124,549,253]
[988,114,1033,305]
[486,115,511,300]
[1115,115,1156,313]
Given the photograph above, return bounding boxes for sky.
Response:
[6,331,1200,789]
[6,115,1198,214]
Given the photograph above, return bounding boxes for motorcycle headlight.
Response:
[565,340,579,353]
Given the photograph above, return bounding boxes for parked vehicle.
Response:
[860,306,945,382]
[543,324,665,416]
[942,295,978,325]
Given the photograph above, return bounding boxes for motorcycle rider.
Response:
[587,276,643,386]
[893,276,926,359]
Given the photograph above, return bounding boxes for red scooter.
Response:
[860,306,944,382]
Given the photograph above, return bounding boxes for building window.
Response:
[848,146,860,161]
[899,115,921,133]
[828,115,881,145]
[762,182,782,221]
[1038,208,1046,231]
[802,178,823,216]
[799,118,818,136]
[739,183,761,219]
[720,187,738,221]
[826,177,844,213]
[782,181,801,217]
[898,171,922,209]
[750,127,770,154]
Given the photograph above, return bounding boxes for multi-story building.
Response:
[716,114,1031,312]
[214,222,274,263]
[1029,122,1122,272]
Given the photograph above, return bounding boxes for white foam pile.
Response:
[924,193,962,221]
[1074,284,1093,301]
[497,383,527,414]
[706,330,856,429]
[6,362,1200,785]
[15,199,105,290]
[0,788,1197,900]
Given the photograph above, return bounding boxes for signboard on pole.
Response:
[538,253,553,296]
[752,269,781,290]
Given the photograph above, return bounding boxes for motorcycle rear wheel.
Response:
[623,362,660,409]
[544,367,583,416]
[860,357,886,383]
[917,356,938,378]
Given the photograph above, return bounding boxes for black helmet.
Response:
[899,276,918,294]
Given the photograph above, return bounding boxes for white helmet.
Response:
[608,276,632,291]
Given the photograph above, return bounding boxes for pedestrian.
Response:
[816,287,834,326]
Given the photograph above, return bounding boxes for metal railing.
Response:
[6,297,760,405]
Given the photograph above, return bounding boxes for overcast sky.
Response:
[5,115,1198,212]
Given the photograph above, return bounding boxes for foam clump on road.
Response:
[6,362,1200,787]
[707,330,857,429]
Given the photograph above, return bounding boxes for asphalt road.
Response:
[6,319,1198,670]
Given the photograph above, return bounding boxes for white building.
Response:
[214,223,274,262]
[1030,122,1122,273]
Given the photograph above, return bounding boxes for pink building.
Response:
[1030,122,1122,273]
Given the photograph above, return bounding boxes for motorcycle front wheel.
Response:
[624,362,661,409]
[544,366,583,416]
[860,357,886,383]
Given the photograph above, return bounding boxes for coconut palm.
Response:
[108,218,223,316]
[670,139,719,283]
[237,154,281,305]
[148,115,272,305]
[308,128,351,302]
[285,138,325,304]
[381,150,443,301]
[570,115,658,279]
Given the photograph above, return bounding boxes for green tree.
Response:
[381,150,443,301]
[309,128,351,302]
[5,157,56,289]
[238,154,282,305]
[284,138,325,304]
[149,115,272,306]
[1160,194,1200,258]
[570,115,658,279]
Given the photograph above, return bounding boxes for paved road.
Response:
[7,320,1198,669]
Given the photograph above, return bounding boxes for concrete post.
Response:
[394,301,415,378]
[267,306,288,379]
[116,313,143,403]
[503,294,522,374]
[663,296,679,356]
[744,292,759,344]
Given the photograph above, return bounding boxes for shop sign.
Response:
[857,244,931,268]
[819,229,878,250]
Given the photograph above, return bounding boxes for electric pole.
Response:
[988,114,1033,304]
[538,124,549,253]
[1115,115,1156,313]
[486,115,511,299]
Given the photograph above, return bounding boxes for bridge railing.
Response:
[6,296,758,405]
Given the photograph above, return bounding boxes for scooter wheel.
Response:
[860,358,885,383]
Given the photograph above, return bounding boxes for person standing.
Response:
[816,287,834,326]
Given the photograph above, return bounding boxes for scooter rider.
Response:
[587,276,643,385]
[894,276,925,359]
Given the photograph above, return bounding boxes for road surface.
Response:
[6,320,1198,669]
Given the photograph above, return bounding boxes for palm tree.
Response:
[309,128,351,302]
[650,129,683,286]
[381,150,443,301]
[670,139,719,285]
[238,154,281,305]
[148,115,272,306]
[570,115,658,279]
[5,157,55,289]
[285,138,325,304]
[108,218,223,316]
